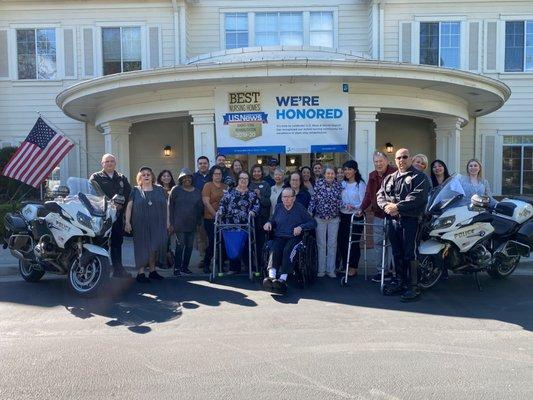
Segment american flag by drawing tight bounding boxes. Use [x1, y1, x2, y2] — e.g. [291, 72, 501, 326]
[2, 117, 74, 188]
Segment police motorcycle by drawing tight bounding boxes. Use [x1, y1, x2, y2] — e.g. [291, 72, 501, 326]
[2, 177, 124, 297]
[417, 176, 533, 290]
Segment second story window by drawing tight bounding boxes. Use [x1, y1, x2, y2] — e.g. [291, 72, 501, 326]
[16, 28, 56, 79]
[225, 13, 248, 49]
[255, 12, 303, 46]
[420, 21, 460, 68]
[102, 27, 141, 75]
[504, 21, 533, 72]
[310, 11, 334, 47]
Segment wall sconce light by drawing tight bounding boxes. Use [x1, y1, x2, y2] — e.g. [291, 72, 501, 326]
[163, 145, 172, 157]
[290, 157, 296, 165]
[385, 142, 394, 154]
[257, 158, 263, 165]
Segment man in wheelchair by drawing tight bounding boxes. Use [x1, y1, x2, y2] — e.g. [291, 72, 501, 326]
[262, 188, 317, 293]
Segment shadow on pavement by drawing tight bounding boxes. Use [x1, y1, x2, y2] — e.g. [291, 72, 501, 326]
[1, 271, 532, 332]
[0, 276, 258, 334]
[270, 272, 533, 331]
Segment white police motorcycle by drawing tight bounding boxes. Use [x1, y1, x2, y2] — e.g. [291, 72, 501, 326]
[3, 178, 122, 297]
[418, 177, 533, 290]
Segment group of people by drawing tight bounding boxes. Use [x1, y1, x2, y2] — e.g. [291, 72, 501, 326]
[89, 148, 492, 301]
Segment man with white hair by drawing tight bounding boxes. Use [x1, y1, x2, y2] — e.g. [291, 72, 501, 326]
[89, 153, 132, 278]
[262, 187, 316, 294]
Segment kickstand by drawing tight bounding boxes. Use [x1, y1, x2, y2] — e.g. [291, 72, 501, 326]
[474, 272, 483, 292]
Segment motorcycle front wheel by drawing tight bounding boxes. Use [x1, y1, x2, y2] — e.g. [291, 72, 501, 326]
[487, 255, 520, 279]
[19, 260, 45, 282]
[67, 252, 110, 297]
[418, 255, 443, 290]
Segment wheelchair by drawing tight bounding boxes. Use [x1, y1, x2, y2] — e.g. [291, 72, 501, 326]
[261, 229, 318, 289]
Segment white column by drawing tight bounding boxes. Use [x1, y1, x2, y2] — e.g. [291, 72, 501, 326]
[189, 110, 216, 165]
[100, 121, 131, 178]
[352, 108, 380, 180]
[433, 116, 464, 175]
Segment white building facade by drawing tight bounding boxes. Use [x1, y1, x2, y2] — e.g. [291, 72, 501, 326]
[0, 0, 531, 195]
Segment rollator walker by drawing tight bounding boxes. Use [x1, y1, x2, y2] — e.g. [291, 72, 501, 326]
[340, 214, 395, 294]
[209, 211, 259, 282]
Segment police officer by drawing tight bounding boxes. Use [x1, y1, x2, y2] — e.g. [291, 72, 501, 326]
[377, 148, 430, 302]
[89, 153, 132, 278]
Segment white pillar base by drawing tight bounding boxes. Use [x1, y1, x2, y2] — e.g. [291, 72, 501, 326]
[190, 110, 216, 165]
[352, 108, 380, 180]
[100, 121, 132, 179]
[434, 116, 464, 175]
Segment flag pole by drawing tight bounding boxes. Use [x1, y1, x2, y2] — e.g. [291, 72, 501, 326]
[36, 111, 101, 167]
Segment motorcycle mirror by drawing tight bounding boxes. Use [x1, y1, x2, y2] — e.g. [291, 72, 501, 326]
[52, 185, 70, 198]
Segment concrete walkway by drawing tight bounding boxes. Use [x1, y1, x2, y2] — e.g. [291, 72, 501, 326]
[1, 237, 532, 277]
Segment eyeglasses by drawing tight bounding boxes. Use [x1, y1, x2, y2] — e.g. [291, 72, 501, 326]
[213, 172, 222, 175]
[239, 177, 249, 181]
[395, 155, 409, 160]
[281, 195, 294, 198]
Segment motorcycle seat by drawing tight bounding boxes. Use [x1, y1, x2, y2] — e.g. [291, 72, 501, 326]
[491, 215, 519, 236]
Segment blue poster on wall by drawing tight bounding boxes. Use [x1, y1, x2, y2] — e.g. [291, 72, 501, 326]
[215, 83, 348, 154]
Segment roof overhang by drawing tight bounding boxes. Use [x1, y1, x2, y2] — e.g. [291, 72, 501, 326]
[57, 55, 510, 127]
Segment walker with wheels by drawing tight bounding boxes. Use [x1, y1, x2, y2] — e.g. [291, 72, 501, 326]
[209, 211, 259, 282]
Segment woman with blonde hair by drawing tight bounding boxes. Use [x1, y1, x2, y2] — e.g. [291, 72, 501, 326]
[412, 154, 429, 171]
[458, 158, 493, 205]
[125, 166, 168, 283]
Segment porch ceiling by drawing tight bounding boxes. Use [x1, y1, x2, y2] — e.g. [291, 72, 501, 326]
[56, 58, 510, 126]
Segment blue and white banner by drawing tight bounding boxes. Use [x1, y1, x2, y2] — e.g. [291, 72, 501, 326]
[215, 83, 348, 154]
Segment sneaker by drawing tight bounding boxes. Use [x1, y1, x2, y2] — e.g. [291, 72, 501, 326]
[400, 287, 421, 302]
[317, 272, 325, 278]
[272, 279, 287, 294]
[180, 267, 193, 275]
[371, 272, 393, 283]
[262, 277, 274, 292]
[327, 271, 337, 278]
[383, 279, 405, 296]
[136, 273, 150, 283]
[113, 266, 132, 279]
[149, 271, 164, 281]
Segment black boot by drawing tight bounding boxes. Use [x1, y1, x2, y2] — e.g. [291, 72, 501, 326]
[401, 260, 421, 302]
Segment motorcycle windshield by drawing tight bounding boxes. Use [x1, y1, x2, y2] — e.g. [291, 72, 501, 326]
[66, 177, 107, 216]
[67, 177, 99, 196]
[428, 175, 465, 214]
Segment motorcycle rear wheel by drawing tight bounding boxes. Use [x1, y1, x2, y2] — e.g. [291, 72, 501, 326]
[487, 255, 520, 279]
[19, 260, 45, 282]
[418, 255, 443, 290]
[67, 252, 110, 297]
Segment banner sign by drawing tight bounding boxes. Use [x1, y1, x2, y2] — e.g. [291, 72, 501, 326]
[215, 83, 348, 154]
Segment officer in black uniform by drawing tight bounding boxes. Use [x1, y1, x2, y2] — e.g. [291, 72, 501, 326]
[89, 153, 132, 278]
[377, 147, 430, 302]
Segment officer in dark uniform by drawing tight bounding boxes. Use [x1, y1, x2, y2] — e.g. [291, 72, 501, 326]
[377, 148, 430, 302]
[89, 153, 132, 278]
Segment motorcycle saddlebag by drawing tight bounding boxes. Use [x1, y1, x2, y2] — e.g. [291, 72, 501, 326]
[4, 213, 30, 235]
[516, 220, 533, 247]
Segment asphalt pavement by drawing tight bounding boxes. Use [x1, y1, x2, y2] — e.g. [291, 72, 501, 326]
[1, 267, 532, 400]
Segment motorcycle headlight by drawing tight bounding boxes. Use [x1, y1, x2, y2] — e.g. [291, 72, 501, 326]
[91, 217, 103, 234]
[76, 211, 93, 230]
[431, 215, 456, 230]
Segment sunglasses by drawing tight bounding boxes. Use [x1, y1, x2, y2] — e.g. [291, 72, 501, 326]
[395, 155, 409, 160]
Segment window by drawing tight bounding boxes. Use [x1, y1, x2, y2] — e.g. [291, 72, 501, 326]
[310, 12, 334, 47]
[102, 27, 141, 75]
[419, 21, 460, 68]
[256, 12, 303, 46]
[504, 21, 533, 72]
[16, 28, 56, 79]
[225, 13, 248, 49]
[223, 11, 334, 50]
[502, 135, 533, 195]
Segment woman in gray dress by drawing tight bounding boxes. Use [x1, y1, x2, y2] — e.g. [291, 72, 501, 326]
[125, 166, 168, 283]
